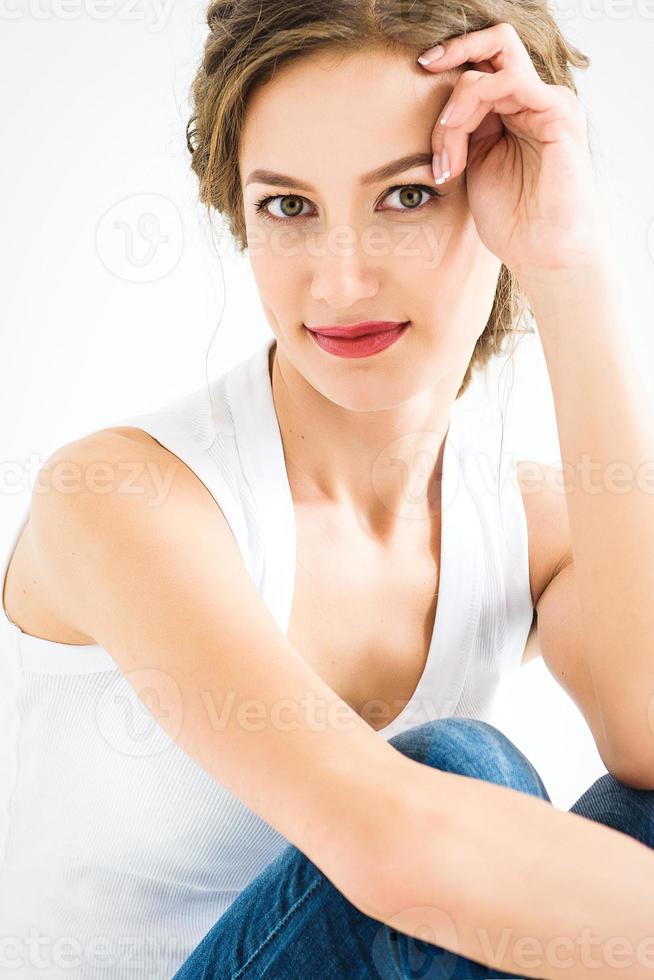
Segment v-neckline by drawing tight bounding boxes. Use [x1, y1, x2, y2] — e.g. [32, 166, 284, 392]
[226, 337, 483, 738]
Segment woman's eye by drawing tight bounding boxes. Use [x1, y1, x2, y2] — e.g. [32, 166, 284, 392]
[380, 185, 438, 212]
[253, 184, 442, 222]
[254, 195, 313, 221]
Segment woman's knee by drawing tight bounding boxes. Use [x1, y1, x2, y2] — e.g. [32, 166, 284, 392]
[569, 771, 654, 849]
[388, 717, 551, 802]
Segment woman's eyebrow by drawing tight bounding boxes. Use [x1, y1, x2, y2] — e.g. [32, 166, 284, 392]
[245, 152, 434, 192]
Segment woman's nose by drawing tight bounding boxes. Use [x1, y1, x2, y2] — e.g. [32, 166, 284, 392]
[309, 249, 380, 308]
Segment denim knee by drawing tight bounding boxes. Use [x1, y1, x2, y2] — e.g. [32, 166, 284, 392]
[388, 717, 551, 802]
[570, 771, 654, 849]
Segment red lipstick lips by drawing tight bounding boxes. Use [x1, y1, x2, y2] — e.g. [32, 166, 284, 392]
[306, 320, 408, 339]
[305, 321, 410, 359]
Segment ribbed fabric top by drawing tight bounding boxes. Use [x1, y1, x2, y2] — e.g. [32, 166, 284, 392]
[0, 336, 534, 978]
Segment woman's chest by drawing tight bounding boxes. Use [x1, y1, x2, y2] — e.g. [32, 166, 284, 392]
[284, 505, 442, 732]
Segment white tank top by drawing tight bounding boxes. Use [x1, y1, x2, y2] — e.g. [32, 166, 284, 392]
[0, 336, 533, 978]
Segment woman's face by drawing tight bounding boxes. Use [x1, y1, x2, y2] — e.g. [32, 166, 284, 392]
[239, 45, 502, 412]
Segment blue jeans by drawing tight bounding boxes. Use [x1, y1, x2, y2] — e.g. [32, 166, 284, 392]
[172, 718, 654, 979]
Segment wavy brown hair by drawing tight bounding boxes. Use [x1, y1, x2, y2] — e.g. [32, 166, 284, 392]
[186, 0, 590, 398]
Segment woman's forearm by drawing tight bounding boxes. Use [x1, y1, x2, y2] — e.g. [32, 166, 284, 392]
[372, 758, 654, 979]
[519, 254, 654, 779]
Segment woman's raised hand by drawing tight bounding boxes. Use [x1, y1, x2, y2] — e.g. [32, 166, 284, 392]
[418, 23, 604, 278]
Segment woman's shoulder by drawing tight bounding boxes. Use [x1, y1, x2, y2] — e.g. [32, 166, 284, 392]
[14, 417, 255, 652]
[3, 427, 210, 646]
[100, 425, 164, 448]
[86, 423, 196, 468]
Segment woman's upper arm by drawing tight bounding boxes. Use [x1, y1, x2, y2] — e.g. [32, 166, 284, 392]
[27, 430, 403, 916]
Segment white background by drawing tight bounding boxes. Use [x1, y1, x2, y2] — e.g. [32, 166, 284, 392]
[1, 0, 653, 809]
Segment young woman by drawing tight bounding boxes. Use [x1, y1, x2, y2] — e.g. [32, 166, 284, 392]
[2, 2, 654, 978]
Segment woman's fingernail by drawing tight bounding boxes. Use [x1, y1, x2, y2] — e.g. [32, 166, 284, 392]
[439, 100, 455, 126]
[433, 148, 451, 185]
[441, 147, 451, 180]
[418, 44, 445, 65]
